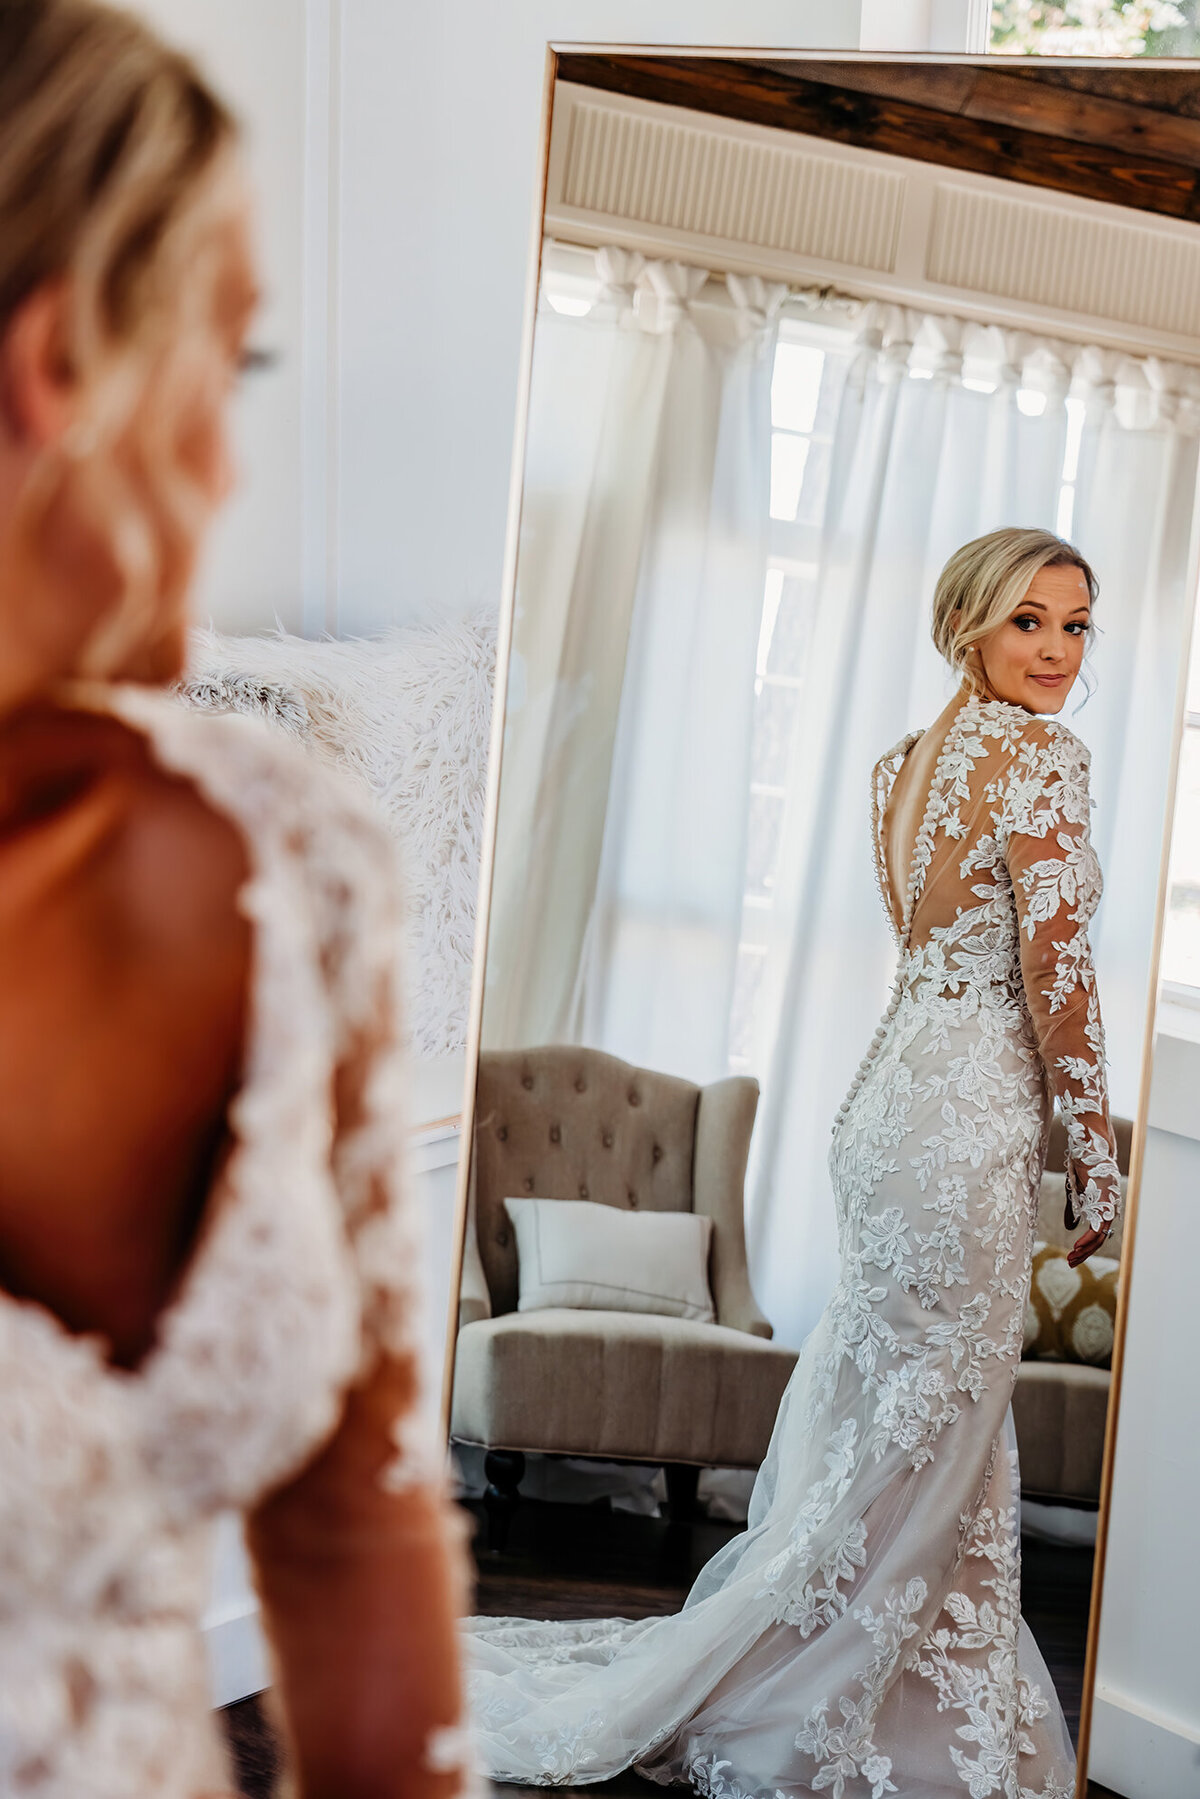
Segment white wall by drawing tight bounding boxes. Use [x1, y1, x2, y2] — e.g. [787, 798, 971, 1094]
[333, 1, 868, 637]
[1089, 1037, 1200, 1798]
[134, 1, 310, 635]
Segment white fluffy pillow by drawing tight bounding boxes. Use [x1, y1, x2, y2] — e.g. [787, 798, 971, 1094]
[179, 619, 496, 1060]
[503, 1198, 715, 1323]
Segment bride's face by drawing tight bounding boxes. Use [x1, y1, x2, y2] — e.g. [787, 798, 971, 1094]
[975, 563, 1091, 714]
[0, 163, 259, 699]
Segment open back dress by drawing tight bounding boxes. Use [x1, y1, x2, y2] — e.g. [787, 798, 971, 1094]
[0, 687, 475, 1799]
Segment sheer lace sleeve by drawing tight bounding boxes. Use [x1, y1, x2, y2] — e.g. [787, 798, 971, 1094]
[245, 804, 479, 1799]
[999, 723, 1121, 1233]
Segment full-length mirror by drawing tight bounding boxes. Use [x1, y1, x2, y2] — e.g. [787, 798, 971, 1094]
[448, 54, 1200, 1799]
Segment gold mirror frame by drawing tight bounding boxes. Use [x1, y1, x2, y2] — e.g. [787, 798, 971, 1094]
[440, 49, 1200, 1798]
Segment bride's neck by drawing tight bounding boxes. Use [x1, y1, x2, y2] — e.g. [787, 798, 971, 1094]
[954, 676, 1040, 716]
[928, 685, 978, 738]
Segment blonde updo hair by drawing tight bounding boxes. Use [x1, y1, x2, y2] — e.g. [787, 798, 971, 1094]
[932, 527, 1098, 696]
[0, 0, 240, 673]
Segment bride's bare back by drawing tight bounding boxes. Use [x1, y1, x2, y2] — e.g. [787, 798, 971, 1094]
[0, 702, 251, 1369]
[880, 691, 969, 939]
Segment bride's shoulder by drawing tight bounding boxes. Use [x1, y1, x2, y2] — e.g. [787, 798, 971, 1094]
[974, 700, 1090, 775]
[873, 727, 924, 776]
[104, 683, 404, 1027]
[110, 679, 382, 817]
[97, 684, 400, 920]
[973, 707, 1093, 847]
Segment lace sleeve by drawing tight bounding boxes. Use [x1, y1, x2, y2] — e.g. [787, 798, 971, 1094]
[1000, 725, 1122, 1233]
[324, 814, 439, 1477]
[245, 806, 480, 1799]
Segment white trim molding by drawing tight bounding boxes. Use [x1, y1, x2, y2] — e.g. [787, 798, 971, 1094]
[203, 1513, 268, 1709]
[411, 1118, 464, 1176]
[300, 0, 342, 638]
[545, 81, 1200, 365]
[1148, 1020, 1200, 1139]
[928, 182, 1200, 344]
[1091, 1676, 1200, 1797]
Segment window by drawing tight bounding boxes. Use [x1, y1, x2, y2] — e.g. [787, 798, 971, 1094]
[990, 2, 1196, 59]
[727, 327, 1104, 1074]
[728, 321, 846, 1072]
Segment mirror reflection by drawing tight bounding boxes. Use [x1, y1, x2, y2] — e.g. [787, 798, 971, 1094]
[450, 56, 1200, 1799]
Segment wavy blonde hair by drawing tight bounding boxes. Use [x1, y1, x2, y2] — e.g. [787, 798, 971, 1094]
[0, 0, 239, 674]
[931, 527, 1098, 696]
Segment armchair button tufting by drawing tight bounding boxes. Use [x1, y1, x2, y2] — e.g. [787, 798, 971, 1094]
[602, 1132, 614, 1148]
[578, 1184, 589, 1199]
[497, 1126, 508, 1141]
[496, 1229, 509, 1247]
[524, 1176, 535, 1191]
[628, 1090, 640, 1106]
[652, 1144, 663, 1162]
[550, 1125, 561, 1144]
[575, 1078, 587, 1093]
[628, 1191, 638, 1207]
[522, 1075, 534, 1090]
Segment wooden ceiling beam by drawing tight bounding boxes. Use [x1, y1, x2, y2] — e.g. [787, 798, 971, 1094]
[764, 60, 1200, 167]
[962, 69, 1200, 166]
[750, 60, 979, 115]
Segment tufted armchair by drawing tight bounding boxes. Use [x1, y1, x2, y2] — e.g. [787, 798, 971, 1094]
[450, 1046, 798, 1547]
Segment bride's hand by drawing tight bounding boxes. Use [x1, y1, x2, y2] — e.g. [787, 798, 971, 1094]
[1067, 1223, 1112, 1268]
[1063, 1160, 1114, 1266]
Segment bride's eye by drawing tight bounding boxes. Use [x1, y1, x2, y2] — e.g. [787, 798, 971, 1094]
[1065, 619, 1090, 635]
[1012, 615, 1039, 631]
[238, 346, 278, 378]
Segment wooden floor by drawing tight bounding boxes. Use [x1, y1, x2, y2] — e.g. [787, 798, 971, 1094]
[220, 1496, 1122, 1798]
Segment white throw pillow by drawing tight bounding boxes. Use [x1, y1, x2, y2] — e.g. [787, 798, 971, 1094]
[503, 1197, 715, 1323]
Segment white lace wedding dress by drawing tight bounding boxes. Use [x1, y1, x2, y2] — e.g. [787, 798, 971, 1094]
[464, 694, 1122, 1799]
[0, 687, 469, 1798]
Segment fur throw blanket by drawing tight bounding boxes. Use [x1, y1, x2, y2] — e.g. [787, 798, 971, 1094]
[178, 617, 496, 1060]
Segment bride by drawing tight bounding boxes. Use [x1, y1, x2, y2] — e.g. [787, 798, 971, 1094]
[0, 5, 474, 1793]
[465, 525, 1122, 1799]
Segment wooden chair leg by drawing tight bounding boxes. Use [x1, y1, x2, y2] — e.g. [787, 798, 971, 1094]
[664, 1463, 700, 1524]
[483, 1449, 525, 1553]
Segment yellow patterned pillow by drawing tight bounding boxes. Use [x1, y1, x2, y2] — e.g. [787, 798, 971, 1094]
[1022, 1241, 1119, 1368]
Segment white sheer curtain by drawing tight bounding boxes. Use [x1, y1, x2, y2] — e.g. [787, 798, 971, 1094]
[746, 306, 1200, 1348]
[1065, 350, 1200, 1109]
[482, 248, 677, 1050]
[483, 251, 785, 1066]
[570, 277, 786, 1081]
